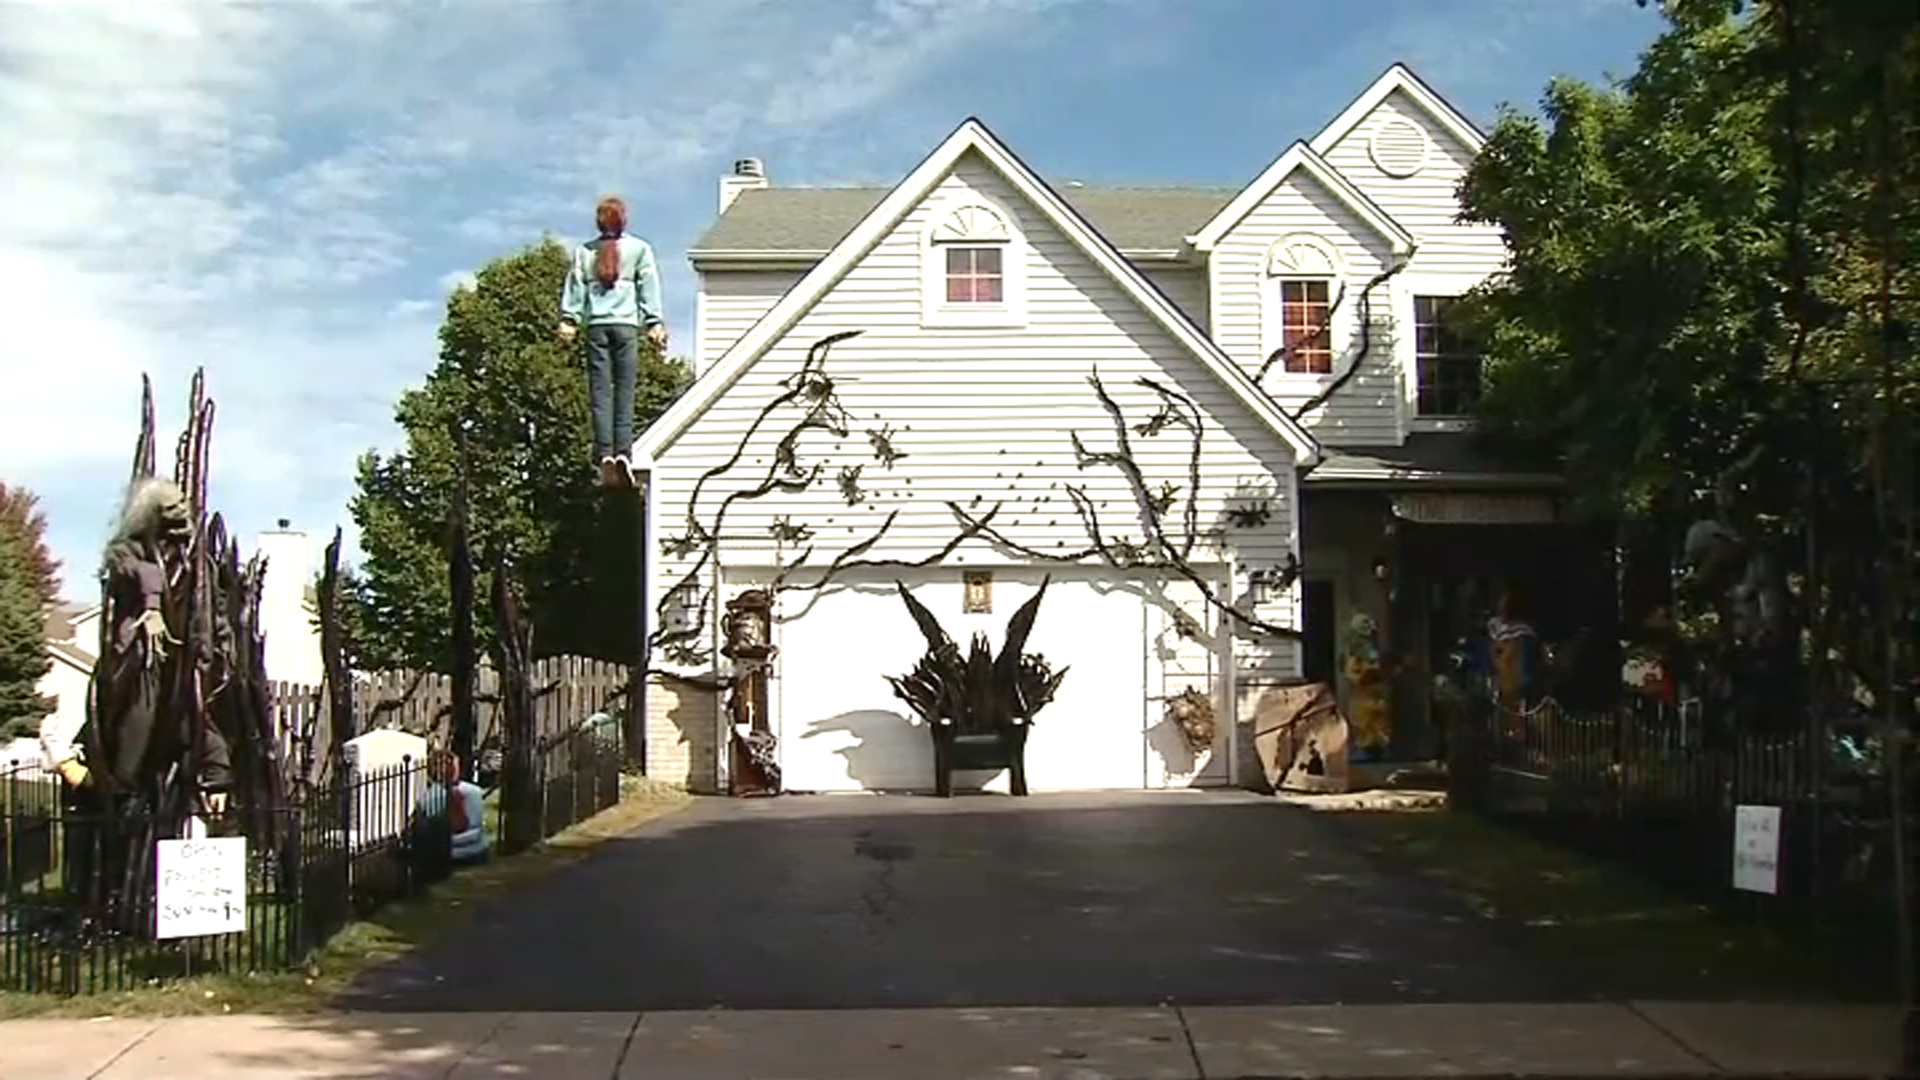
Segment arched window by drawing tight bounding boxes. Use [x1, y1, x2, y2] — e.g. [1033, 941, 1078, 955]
[1264, 235, 1344, 377]
[923, 199, 1026, 328]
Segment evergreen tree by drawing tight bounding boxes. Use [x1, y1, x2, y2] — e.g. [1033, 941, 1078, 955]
[0, 483, 62, 740]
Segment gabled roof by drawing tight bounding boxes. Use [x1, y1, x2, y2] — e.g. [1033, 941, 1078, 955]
[689, 185, 1240, 259]
[47, 639, 94, 672]
[637, 118, 1322, 468]
[1185, 141, 1417, 256]
[1308, 62, 1486, 158]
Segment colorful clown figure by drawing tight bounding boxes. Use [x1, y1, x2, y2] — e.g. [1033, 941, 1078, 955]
[1487, 592, 1541, 706]
[1342, 612, 1392, 760]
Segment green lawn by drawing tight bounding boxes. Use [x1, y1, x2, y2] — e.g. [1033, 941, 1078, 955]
[0, 776, 691, 1019]
[1327, 800, 1890, 1003]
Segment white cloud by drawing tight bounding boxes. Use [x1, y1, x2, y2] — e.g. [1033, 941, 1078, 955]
[1, 0, 1086, 597]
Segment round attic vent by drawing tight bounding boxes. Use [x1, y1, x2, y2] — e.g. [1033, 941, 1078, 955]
[1367, 117, 1429, 178]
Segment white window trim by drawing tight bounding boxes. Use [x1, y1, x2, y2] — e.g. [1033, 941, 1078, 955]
[1397, 275, 1486, 431]
[921, 197, 1027, 329]
[1261, 233, 1347, 390]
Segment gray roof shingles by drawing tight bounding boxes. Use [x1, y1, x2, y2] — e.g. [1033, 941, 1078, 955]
[691, 184, 1241, 255]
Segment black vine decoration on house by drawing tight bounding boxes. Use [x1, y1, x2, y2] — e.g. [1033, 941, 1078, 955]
[649, 331, 1014, 676]
[1226, 501, 1271, 529]
[1254, 263, 1406, 420]
[958, 368, 1305, 641]
[867, 424, 907, 468]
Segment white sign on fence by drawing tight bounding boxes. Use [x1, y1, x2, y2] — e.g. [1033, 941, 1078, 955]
[155, 836, 248, 940]
[1732, 804, 1782, 895]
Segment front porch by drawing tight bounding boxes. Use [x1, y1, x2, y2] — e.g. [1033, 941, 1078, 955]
[1299, 437, 1615, 766]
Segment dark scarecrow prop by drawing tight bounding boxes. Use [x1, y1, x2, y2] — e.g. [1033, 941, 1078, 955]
[42, 372, 294, 934]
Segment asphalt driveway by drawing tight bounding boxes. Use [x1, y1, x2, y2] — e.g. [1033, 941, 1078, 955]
[341, 791, 1569, 1012]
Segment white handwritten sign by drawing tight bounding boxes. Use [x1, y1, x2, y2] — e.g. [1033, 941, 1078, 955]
[154, 836, 248, 940]
[1733, 804, 1781, 895]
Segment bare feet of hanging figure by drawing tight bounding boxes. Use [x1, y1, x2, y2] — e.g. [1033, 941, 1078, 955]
[557, 195, 668, 488]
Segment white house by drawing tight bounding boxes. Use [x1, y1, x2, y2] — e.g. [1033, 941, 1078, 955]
[636, 65, 1590, 796]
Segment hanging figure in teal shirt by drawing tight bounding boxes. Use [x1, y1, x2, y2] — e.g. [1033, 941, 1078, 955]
[557, 195, 667, 487]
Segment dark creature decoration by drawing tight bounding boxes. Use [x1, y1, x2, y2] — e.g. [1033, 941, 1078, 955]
[1681, 491, 1798, 734]
[837, 463, 867, 506]
[866, 425, 907, 468]
[42, 371, 294, 936]
[886, 576, 1068, 797]
[1163, 687, 1218, 754]
[768, 516, 814, 545]
[1225, 501, 1272, 529]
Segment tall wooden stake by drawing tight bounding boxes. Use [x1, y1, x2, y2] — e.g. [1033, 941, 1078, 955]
[449, 424, 478, 779]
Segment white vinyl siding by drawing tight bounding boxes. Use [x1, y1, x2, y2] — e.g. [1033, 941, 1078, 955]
[694, 269, 804, 374]
[1317, 89, 1507, 281]
[653, 152, 1301, 687]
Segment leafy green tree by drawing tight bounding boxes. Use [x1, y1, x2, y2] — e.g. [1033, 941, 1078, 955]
[1457, 0, 1918, 697]
[345, 238, 690, 670]
[0, 483, 61, 740]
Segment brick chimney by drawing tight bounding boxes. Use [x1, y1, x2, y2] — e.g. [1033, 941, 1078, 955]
[718, 157, 768, 214]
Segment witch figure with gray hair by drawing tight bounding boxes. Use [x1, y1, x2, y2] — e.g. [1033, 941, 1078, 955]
[38, 374, 280, 937]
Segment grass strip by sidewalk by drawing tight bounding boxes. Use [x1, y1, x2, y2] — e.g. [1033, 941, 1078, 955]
[1307, 794, 1886, 1003]
[0, 776, 691, 1020]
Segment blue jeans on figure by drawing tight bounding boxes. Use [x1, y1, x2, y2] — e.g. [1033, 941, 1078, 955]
[585, 323, 637, 471]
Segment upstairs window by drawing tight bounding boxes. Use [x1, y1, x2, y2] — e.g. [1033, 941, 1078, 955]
[923, 200, 1025, 328]
[944, 246, 1003, 303]
[1264, 235, 1343, 378]
[1277, 279, 1333, 374]
[1413, 295, 1483, 416]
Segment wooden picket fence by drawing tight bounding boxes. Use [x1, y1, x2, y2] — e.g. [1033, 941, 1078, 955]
[267, 656, 631, 781]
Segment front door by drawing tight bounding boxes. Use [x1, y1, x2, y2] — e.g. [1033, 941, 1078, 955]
[1301, 578, 1337, 686]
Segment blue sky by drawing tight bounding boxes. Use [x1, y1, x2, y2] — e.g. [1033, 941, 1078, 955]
[0, 0, 1664, 601]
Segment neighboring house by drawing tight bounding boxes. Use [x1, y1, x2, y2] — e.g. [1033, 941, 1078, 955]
[637, 64, 1594, 796]
[29, 522, 325, 766]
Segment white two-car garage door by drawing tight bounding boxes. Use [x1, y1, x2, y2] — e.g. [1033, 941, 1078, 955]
[760, 565, 1227, 793]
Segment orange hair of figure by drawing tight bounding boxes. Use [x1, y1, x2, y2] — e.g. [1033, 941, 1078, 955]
[594, 196, 627, 286]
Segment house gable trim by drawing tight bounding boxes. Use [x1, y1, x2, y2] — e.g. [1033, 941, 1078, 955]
[638, 118, 1322, 468]
[1307, 63, 1487, 159]
[1184, 142, 1416, 257]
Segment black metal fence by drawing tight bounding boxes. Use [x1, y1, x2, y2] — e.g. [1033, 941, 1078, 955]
[494, 714, 625, 857]
[1449, 695, 1898, 941]
[1, 722, 626, 996]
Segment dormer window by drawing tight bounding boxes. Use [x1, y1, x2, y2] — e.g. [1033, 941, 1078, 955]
[944, 246, 1003, 303]
[1277, 280, 1332, 374]
[923, 199, 1026, 328]
[1263, 235, 1344, 379]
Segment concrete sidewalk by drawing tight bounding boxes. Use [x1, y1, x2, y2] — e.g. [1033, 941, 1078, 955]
[0, 1002, 1899, 1079]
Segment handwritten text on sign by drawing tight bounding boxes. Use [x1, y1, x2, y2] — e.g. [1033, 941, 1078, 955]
[1732, 804, 1781, 895]
[155, 836, 248, 940]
